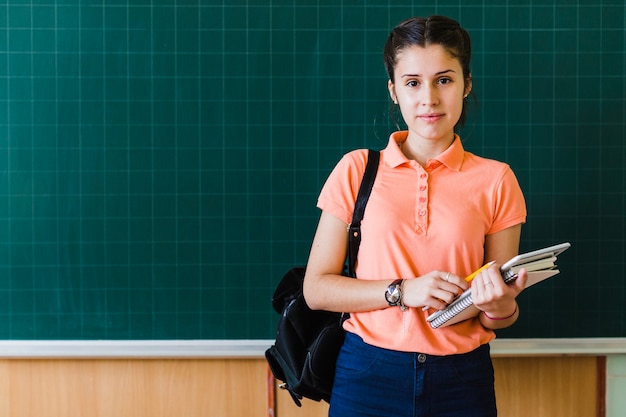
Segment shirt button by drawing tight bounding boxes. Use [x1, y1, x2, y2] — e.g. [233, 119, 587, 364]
[419, 185, 427, 191]
[420, 173, 427, 179]
[417, 353, 427, 363]
[418, 209, 426, 216]
[418, 197, 426, 203]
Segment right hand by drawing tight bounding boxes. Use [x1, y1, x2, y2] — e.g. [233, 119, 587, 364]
[401, 270, 468, 310]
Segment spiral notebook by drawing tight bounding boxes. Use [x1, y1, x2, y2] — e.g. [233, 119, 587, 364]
[426, 242, 571, 329]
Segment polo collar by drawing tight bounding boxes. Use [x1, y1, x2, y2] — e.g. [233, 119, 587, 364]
[385, 131, 464, 171]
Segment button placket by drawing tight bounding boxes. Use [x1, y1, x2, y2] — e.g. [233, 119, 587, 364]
[416, 170, 429, 233]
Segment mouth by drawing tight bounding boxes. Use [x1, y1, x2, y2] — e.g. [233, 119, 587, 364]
[419, 113, 444, 123]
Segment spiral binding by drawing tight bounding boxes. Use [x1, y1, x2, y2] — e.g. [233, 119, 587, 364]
[429, 291, 474, 329]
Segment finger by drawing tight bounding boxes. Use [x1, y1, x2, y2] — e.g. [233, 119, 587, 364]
[480, 267, 505, 290]
[426, 298, 449, 311]
[435, 281, 466, 300]
[433, 286, 462, 305]
[482, 275, 494, 289]
[471, 274, 489, 297]
[440, 272, 469, 291]
[513, 268, 528, 289]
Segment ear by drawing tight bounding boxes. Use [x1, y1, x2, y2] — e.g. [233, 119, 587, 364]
[388, 79, 398, 104]
[464, 75, 473, 98]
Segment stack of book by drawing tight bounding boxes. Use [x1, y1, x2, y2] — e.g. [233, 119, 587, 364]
[427, 242, 571, 329]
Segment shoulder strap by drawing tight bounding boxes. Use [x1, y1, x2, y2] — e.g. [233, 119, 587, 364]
[347, 149, 380, 278]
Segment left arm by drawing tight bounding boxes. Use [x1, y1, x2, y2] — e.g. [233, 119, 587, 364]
[473, 224, 528, 330]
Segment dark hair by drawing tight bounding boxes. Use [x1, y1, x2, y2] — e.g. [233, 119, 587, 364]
[384, 16, 473, 128]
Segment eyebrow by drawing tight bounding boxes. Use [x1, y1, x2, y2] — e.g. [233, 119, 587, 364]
[401, 69, 457, 78]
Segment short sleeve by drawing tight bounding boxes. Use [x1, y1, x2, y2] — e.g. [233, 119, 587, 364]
[317, 149, 369, 225]
[488, 166, 527, 234]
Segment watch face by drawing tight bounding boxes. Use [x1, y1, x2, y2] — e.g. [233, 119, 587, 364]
[386, 285, 401, 305]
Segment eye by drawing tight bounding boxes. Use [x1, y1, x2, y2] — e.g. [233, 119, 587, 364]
[437, 77, 453, 85]
[406, 80, 419, 87]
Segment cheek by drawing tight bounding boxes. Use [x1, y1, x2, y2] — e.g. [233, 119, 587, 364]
[397, 91, 420, 109]
[397, 102, 415, 123]
[448, 95, 465, 117]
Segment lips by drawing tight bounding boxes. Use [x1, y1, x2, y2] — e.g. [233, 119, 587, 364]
[419, 113, 444, 122]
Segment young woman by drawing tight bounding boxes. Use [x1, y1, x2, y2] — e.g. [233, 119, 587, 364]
[303, 16, 528, 416]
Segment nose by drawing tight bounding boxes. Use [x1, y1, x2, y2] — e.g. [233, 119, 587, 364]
[420, 84, 438, 106]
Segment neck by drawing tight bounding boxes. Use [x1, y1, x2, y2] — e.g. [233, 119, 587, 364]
[400, 133, 456, 165]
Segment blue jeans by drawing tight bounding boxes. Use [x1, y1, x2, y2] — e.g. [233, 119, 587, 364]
[329, 332, 497, 417]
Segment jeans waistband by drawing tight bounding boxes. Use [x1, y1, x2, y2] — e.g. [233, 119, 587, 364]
[343, 331, 490, 366]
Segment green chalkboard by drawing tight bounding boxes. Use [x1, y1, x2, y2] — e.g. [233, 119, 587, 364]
[1, 1, 624, 340]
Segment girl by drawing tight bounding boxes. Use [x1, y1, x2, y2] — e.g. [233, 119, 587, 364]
[303, 16, 528, 417]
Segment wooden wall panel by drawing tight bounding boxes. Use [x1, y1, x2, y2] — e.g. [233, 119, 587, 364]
[0, 359, 266, 417]
[0, 356, 600, 417]
[493, 356, 600, 417]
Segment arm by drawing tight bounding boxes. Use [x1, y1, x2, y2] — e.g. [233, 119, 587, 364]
[472, 224, 527, 329]
[302, 211, 392, 312]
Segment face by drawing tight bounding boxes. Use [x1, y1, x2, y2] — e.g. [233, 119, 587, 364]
[388, 44, 471, 144]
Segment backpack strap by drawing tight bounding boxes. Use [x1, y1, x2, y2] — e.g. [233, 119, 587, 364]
[347, 149, 380, 278]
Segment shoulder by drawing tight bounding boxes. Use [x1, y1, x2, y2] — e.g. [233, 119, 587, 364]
[338, 149, 370, 170]
[328, 149, 372, 185]
[462, 151, 515, 179]
[317, 149, 372, 225]
[463, 150, 510, 169]
[460, 151, 524, 200]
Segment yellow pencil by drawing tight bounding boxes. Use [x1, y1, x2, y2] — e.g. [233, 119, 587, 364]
[464, 260, 496, 283]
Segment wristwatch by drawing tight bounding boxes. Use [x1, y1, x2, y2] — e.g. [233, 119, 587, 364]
[385, 279, 404, 307]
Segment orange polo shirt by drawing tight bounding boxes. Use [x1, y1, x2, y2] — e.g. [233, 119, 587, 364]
[317, 131, 527, 355]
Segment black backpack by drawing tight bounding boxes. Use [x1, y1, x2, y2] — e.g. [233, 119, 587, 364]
[265, 150, 380, 406]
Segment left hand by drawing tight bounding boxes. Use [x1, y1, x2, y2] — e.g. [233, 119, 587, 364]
[471, 263, 527, 318]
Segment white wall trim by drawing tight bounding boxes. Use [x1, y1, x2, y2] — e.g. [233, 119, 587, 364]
[490, 338, 626, 356]
[0, 338, 625, 358]
[0, 340, 272, 359]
